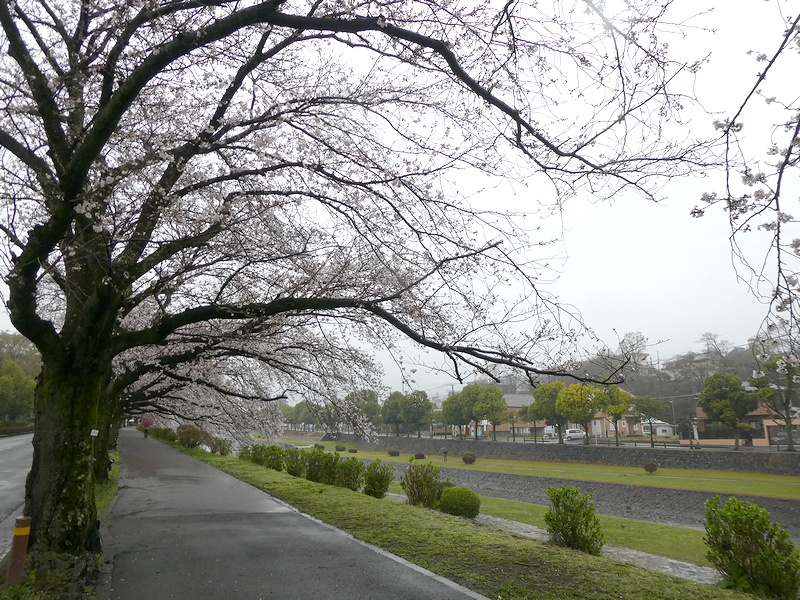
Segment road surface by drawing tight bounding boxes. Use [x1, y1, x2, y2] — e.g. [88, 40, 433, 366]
[0, 433, 32, 561]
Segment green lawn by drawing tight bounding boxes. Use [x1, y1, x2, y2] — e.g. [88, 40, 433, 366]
[285, 440, 800, 500]
[185, 448, 751, 600]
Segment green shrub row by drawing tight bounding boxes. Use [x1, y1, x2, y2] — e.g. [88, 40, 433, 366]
[148, 427, 178, 442]
[400, 459, 481, 519]
[146, 425, 233, 456]
[238, 445, 391, 498]
[386, 448, 477, 465]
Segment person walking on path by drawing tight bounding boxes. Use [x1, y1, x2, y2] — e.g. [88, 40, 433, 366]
[98, 429, 486, 600]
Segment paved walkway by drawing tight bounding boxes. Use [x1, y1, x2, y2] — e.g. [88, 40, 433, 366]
[98, 429, 487, 600]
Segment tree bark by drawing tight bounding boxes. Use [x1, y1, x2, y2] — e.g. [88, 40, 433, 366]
[25, 362, 103, 552]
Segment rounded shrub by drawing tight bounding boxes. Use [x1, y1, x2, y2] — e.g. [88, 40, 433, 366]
[364, 460, 394, 499]
[335, 444, 346, 452]
[461, 451, 477, 464]
[387, 448, 400, 457]
[436, 480, 457, 505]
[643, 460, 658, 473]
[313, 443, 325, 450]
[439, 486, 481, 519]
[414, 452, 426, 460]
[347, 448, 358, 453]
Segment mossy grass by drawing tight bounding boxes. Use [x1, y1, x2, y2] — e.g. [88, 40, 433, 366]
[182, 447, 751, 600]
[96, 449, 120, 515]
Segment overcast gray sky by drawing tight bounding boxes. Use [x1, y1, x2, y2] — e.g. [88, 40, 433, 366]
[381, 0, 794, 396]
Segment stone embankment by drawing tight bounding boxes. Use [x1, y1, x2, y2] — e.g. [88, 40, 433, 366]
[366, 435, 800, 475]
[364, 436, 800, 539]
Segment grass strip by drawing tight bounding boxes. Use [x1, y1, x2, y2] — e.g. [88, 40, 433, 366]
[183, 447, 750, 600]
[384, 481, 712, 566]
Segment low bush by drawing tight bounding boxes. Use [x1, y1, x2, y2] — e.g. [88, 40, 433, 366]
[335, 457, 366, 491]
[238, 445, 253, 461]
[544, 485, 604, 555]
[314, 443, 325, 450]
[335, 444, 346, 451]
[364, 460, 394, 499]
[401, 462, 440, 509]
[414, 452, 426, 460]
[704, 495, 800, 599]
[149, 427, 178, 442]
[439, 486, 481, 519]
[387, 448, 400, 457]
[210, 437, 233, 456]
[643, 461, 658, 474]
[461, 451, 477, 465]
[176, 424, 210, 448]
[305, 448, 339, 484]
[436, 480, 457, 505]
[253, 445, 285, 471]
[283, 447, 305, 477]
[347, 448, 358, 453]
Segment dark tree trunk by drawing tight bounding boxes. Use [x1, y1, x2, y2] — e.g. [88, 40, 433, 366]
[25, 362, 104, 553]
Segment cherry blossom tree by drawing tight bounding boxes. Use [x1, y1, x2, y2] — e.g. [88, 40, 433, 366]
[692, 5, 800, 342]
[0, 0, 712, 554]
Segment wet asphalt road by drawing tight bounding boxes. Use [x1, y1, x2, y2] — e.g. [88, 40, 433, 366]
[101, 429, 486, 600]
[0, 433, 31, 561]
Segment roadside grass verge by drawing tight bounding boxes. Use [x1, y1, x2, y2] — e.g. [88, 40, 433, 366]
[96, 449, 120, 515]
[183, 447, 750, 600]
[384, 481, 711, 566]
[280, 441, 800, 500]
[480, 494, 709, 566]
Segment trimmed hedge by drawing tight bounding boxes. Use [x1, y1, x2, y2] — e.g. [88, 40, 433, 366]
[439, 486, 481, 518]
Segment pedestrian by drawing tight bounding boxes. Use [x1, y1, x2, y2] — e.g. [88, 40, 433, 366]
[442, 449, 448, 461]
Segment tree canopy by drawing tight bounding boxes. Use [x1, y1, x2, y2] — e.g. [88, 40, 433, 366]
[699, 373, 759, 450]
[0, 0, 717, 554]
[527, 381, 568, 443]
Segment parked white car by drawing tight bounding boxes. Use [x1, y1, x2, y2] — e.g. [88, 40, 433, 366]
[564, 429, 586, 441]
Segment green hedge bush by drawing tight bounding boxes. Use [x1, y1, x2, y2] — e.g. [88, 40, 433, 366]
[364, 461, 394, 499]
[387, 448, 400, 457]
[401, 462, 440, 509]
[335, 457, 365, 491]
[705, 495, 800, 599]
[210, 437, 232, 456]
[544, 485, 604, 555]
[149, 427, 178, 442]
[461, 451, 476, 464]
[439, 486, 480, 518]
[304, 448, 339, 484]
[284, 447, 305, 477]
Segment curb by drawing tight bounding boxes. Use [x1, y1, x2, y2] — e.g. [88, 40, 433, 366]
[93, 490, 122, 600]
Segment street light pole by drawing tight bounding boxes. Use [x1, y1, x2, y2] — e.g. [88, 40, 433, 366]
[669, 400, 677, 438]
